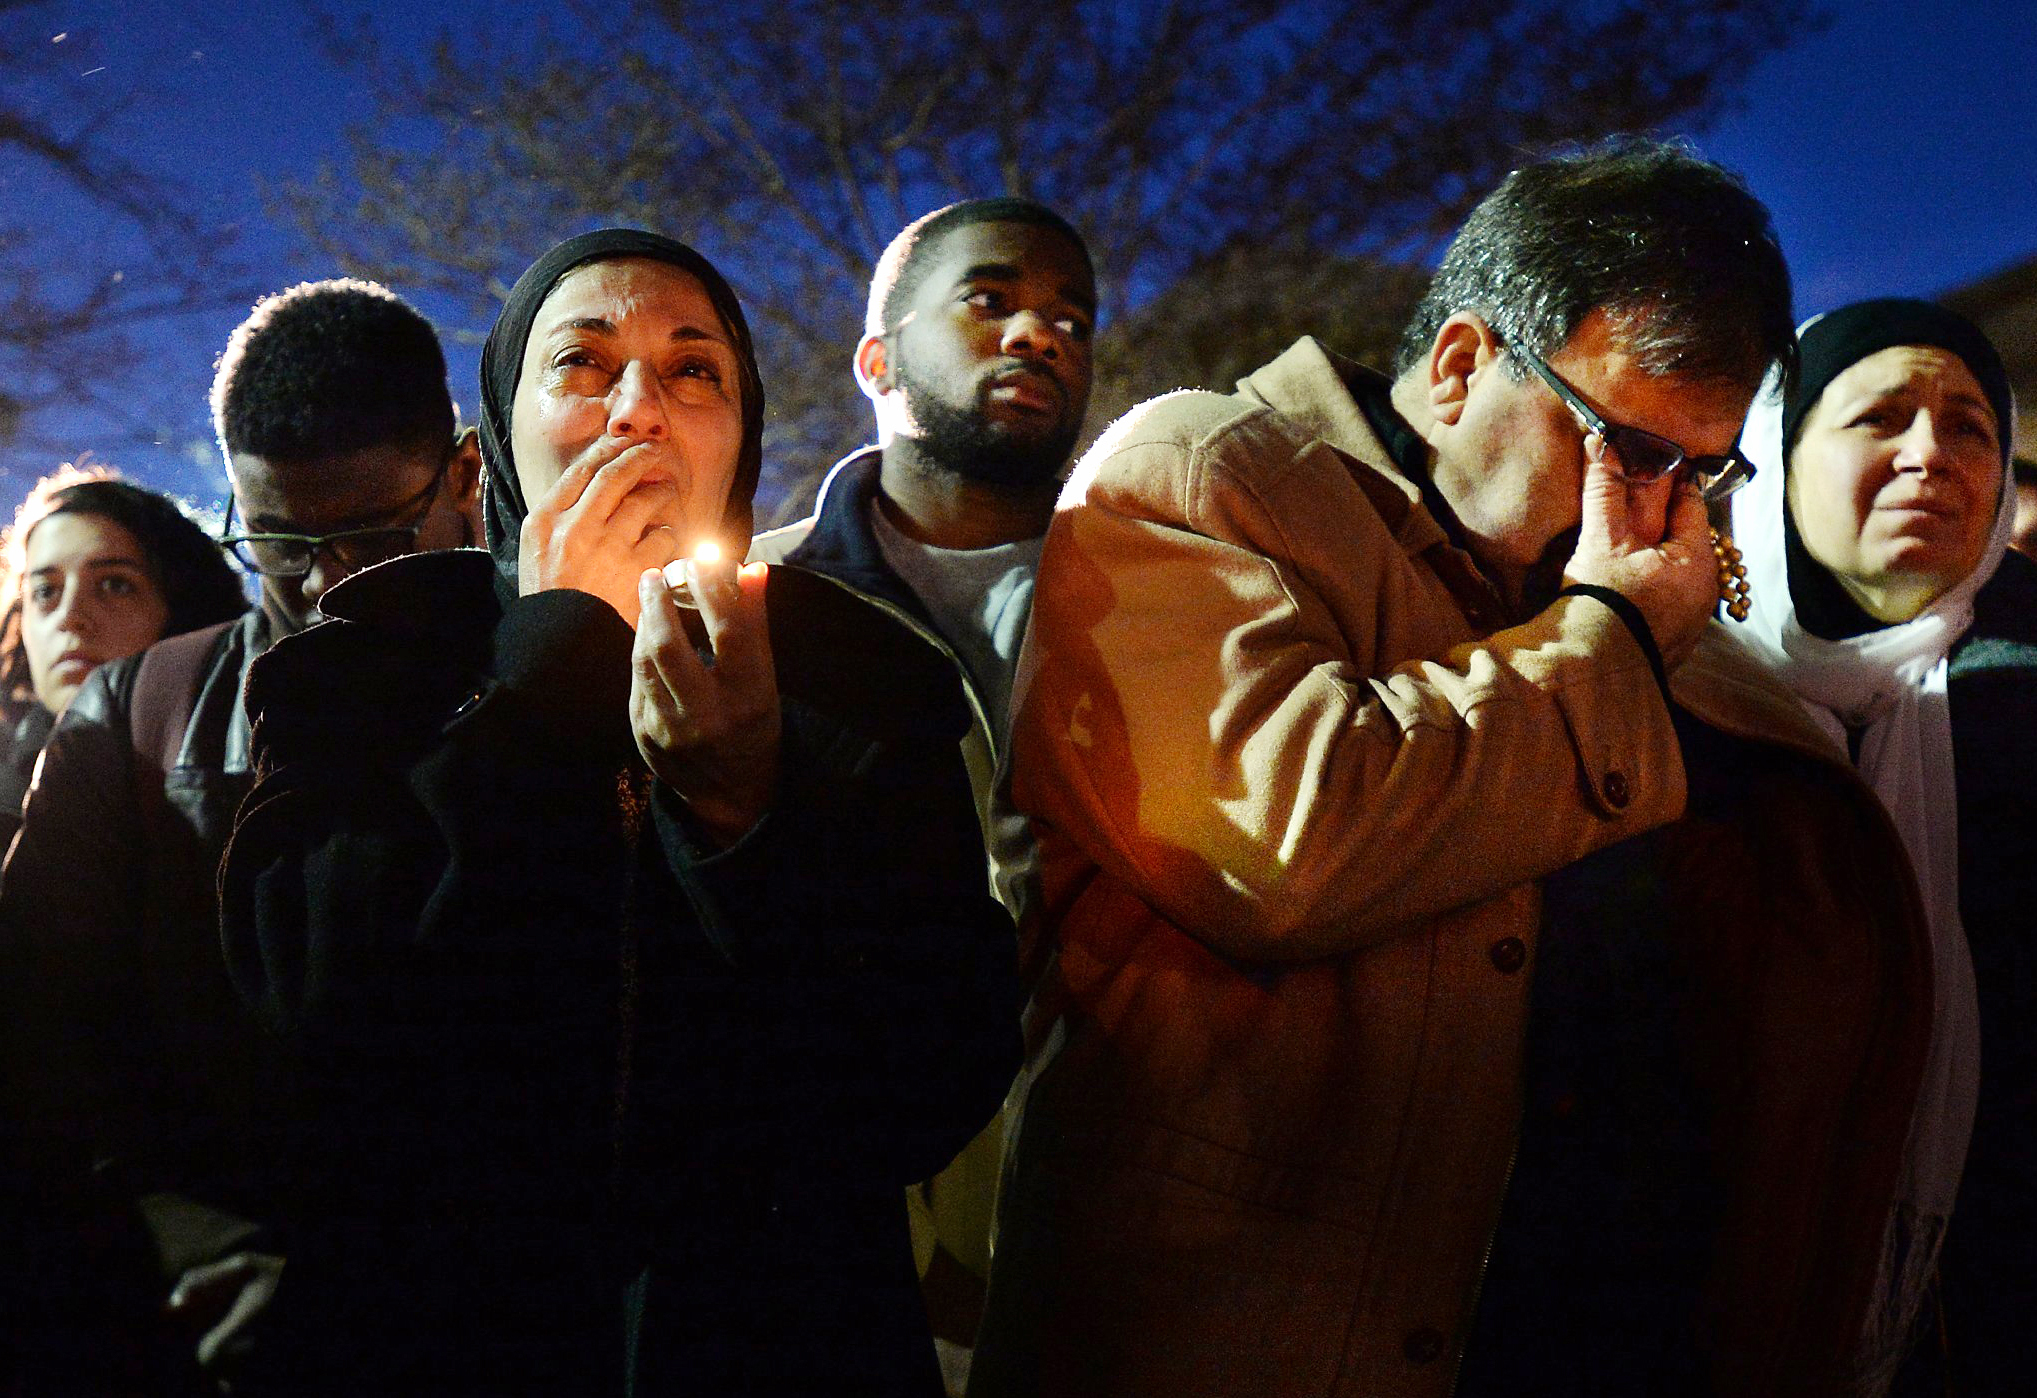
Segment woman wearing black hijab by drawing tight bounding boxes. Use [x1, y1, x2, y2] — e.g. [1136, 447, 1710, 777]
[1730, 299, 2035, 1390]
[219, 231, 1020, 1396]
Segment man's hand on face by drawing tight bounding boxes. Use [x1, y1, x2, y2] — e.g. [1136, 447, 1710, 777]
[519, 438, 683, 626]
[1562, 435, 1718, 669]
[631, 553, 781, 848]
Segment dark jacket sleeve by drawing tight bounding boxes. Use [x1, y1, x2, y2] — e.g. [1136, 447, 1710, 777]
[0, 676, 213, 1387]
[2, 658, 272, 1286]
[221, 581, 631, 1247]
[0, 662, 151, 1175]
[656, 692, 1023, 1189]
[223, 583, 557, 1055]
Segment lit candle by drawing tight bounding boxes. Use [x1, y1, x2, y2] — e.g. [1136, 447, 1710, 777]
[661, 541, 727, 598]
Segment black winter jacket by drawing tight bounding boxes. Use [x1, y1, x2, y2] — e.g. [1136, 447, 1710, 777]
[1936, 548, 2037, 1391]
[0, 610, 274, 1394]
[2, 608, 274, 1214]
[217, 550, 1021, 1397]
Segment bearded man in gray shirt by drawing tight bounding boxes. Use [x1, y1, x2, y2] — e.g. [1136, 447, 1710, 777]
[755, 197, 1094, 739]
[750, 196, 1096, 1394]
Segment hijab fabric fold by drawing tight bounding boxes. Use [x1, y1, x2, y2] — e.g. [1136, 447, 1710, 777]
[476, 228, 766, 594]
[1730, 303, 2016, 1370]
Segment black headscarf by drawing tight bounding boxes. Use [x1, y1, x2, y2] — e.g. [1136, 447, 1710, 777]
[1782, 298, 2013, 461]
[477, 229, 766, 591]
[1780, 298, 2015, 638]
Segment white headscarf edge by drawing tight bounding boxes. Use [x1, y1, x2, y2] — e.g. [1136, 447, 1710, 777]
[1725, 318, 2016, 1353]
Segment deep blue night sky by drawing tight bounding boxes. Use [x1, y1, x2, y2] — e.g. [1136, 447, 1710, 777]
[6, 0, 2036, 507]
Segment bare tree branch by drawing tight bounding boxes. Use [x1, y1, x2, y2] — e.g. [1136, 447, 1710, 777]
[1, 5, 255, 482]
[275, 0, 1807, 520]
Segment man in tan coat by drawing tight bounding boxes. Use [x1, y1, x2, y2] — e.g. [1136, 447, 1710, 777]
[970, 142, 1932, 1396]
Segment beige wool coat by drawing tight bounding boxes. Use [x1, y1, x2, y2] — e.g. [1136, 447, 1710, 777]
[969, 339, 1930, 1398]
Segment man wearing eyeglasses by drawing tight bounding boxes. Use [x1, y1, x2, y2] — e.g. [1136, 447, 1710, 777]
[1, 279, 477, 1390]
[971, 141, 1935, 1397]
[213, 303, 481, 636]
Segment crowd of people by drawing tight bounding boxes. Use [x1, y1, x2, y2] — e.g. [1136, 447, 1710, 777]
[0, 137, 2031, 1397]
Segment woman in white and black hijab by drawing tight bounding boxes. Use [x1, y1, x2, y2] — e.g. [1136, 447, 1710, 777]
[1731, 297, 2034, 1393]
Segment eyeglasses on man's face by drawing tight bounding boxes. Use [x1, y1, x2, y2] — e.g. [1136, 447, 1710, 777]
[1506, 339, 1756, 503]
[218, 455, 451, 579]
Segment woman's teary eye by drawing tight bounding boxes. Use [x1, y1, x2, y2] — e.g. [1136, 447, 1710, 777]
[27, 580, 58, 607]
[99, 574, 140, 599]
[549, 349, 610, 386]
[1948, 413, 1995, 443]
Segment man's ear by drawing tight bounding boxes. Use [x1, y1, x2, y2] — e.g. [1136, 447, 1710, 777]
[448, 427, 484, 505]
[1427, 312, 1503, 427]
[447, 427, 485, 544]
[853, 334, 894, 401]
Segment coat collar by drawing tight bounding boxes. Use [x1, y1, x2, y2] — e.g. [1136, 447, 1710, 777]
[313, 547, 503, 642]
[1237, 337, 1451, 559]
[781, 446, 932, 622]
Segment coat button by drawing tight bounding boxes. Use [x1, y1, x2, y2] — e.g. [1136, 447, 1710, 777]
[1489, 937, 1526, 973]
[1602, 770, 1631, 809]
[1403, 1326, 1446, 1364]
